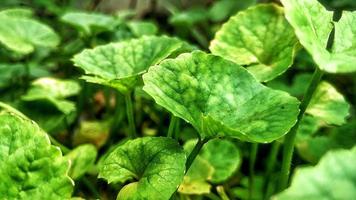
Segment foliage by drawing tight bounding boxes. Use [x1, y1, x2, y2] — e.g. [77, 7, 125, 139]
[0, 0, 355, 199]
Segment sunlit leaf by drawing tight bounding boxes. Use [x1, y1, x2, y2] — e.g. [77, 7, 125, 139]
[210, 4, 299, 82]
[143, 51, 300, 142]
[0, 102, 73, 199]
[73, 35, 193, 93]
[0, 15, 59, 54]
[99, 137, 186, 200]
[281, 0, 356, 73]
[60, 11, 117, 36]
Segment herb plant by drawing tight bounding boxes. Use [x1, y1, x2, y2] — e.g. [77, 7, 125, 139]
[0, 0, 355, 199]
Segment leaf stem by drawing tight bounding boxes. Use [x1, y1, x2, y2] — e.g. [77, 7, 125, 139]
[185, 138, 209, 171]
[278, 66, 323, 191]
[167, 115, 178, 138]
[125, 92, 136, 138]
[248, 143, 258, 200]
[263, 141, 281, 200]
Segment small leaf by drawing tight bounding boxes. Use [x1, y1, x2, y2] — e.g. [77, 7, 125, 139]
[200, 139, 241, 183]
[60, 11, 117, 36]
[0, 102, 73, 199]
[0, 15, 59, 54]
[274, 146, 356, 199]
[99, 137, 186, 200]
[307, 81, 350, 125]
[210, 4, 299, 82]
[73, 35, 193, 93]
[128, 21, 158, 37]
[209, 0, 256, 22]
[143, 51, 300, 143]
[281, 0, 356, 73]
[65, 144, 97, 180]
[169, 7, 209, 27]
[22, 77, 81, 114]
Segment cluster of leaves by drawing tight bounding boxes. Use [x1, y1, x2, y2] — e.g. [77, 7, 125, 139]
[0, 0, 355, 199]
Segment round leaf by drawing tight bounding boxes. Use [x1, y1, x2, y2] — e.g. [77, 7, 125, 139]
[72, 35, 193, 93]
[60, 11, 117, 36]
[0, 16, 59, 54]
[99, 137, 186, 200]
[210, 4, 298, 82]
[274, 146, 356, 199]
[200, 139, 241, 183]
[0, 103, 73, 199]
[143, 51, 300, 143]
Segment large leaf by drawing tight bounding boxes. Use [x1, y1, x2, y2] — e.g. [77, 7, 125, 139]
[143, 51, 300, 142]
[0, 14, 59, 55]
[22, 77, 80, 114]
[73, 35, 193, 93]
[64, 144, 97, 180]
[306, 81, 350, 125]
[274, 146, 356, 199]
[281, 0, 356, 73]
[210, 4, 299, 82]
[60, 11, 117, 36]
[0, 102, 73, 199]
[99, 137, 186, 200]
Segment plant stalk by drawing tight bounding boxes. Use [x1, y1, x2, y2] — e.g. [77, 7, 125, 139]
[248, 143, 258, 200]
[125, 93, 137, 138]
[185, 138, 209, 171]
[167, 115, 178, 138]
[263, 141, 281, 200]
[278, 67, 323, 191]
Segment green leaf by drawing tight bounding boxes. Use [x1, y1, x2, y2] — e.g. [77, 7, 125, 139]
[306, 81, 350, 125]
[274, 146, 356, 199]
[143, 51, 300, 143]
[64, 144, 97, 180]
[128, 21, 158, 37]
[169, 7, 209, 27]
[22, 77, 81, 114]
[328, 11, 356, 73]
[281, 0, 356, 73]
[200, 139, 241, 183]
[0, 15, 59, 54]
[0, 103, 73, 199]
[210, 4, 299, 82]
[209, 0, 256, 22]
[99, 137, 186, 200]
[60, 11, 117, 36]
[73, 35, 193, 93]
